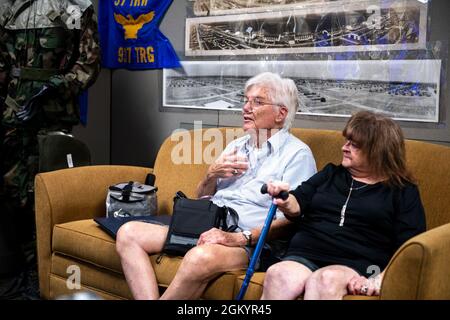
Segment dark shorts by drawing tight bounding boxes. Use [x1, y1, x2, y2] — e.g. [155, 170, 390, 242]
[282, 255, 363, 275]
[242, 240, 289, 272]
[282, 255, 321, 272]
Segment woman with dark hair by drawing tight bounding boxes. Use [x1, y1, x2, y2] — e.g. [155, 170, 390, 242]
[261, 111, 426, 299]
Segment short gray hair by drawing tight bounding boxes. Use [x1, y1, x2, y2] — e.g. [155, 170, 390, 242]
[244, 72, 299, 129]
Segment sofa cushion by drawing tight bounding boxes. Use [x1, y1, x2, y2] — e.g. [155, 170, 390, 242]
[49, 274, 127, 300]
[53, 219, 123, 273]
[51, 255, 132, 299]
[52, 219, 187, 284]
[52, 219, 247, 299]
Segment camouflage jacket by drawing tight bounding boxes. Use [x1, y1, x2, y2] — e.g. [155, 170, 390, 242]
[0, 0, 101, 126]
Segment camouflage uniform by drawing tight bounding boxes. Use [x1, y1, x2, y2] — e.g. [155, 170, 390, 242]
[0, 0, 100, 236]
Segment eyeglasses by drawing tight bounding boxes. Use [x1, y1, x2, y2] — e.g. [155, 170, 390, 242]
[343, 139, 361, 150]
[241, 96, 281, 109]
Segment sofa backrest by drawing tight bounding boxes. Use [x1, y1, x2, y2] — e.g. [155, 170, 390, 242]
[153, 127, 450, 230]
[402, 139, 450, 229]
[153, 128, 230, 214]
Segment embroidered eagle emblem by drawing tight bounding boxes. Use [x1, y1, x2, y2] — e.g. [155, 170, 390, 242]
[114, 11, 155, 40]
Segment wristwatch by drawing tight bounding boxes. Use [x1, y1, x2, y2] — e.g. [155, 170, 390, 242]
[242, 230, 252, 247]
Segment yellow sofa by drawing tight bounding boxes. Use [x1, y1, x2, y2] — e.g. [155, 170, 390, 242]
[35, 128, 450, 300]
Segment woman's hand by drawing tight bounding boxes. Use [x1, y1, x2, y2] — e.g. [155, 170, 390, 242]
[206, 148, 248, 180]
[266, 181, 301, 219]
[347, 275, 382, 296]
[197, 228, 245, 247]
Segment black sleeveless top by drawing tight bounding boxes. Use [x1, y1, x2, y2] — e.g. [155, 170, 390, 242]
[287, 163, 426, 276]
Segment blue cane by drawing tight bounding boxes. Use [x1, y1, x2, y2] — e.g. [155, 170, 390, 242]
[236, 184, 289, 300]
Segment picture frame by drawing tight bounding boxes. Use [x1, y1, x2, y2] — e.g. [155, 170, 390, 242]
[163, 60, 441, 123]
[191, 0, 329, 17]
[185, 0, 428, 56]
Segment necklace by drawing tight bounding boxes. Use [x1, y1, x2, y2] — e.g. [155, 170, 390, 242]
[339, 178, 369, 227]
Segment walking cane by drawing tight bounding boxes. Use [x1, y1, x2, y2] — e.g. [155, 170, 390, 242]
[236, 183, 289, 300]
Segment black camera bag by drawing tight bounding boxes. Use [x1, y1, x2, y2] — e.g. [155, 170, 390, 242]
[162, 191, 238, 256]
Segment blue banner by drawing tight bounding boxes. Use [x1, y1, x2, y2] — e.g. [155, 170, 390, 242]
[98, 0, 180, 69]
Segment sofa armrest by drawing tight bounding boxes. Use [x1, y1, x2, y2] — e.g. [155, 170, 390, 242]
[35, 165, 151, 299]
[380, 223, 450, 300]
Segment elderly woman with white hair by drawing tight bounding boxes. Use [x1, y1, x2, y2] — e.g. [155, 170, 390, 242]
[115, 72, 317, 300]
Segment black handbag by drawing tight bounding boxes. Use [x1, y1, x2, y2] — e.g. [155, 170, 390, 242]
[162, 191, 239, 256]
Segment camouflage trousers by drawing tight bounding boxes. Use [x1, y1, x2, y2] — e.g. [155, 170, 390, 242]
[2, 127, 39, 209]
[2, 126, 73, 204]
[1, 108, 73, 243]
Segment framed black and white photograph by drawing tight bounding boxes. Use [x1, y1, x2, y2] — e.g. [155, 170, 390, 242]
[185, 0, 428, 55]
[163, 60, 441, 122]
[191, 0, 329, 16]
